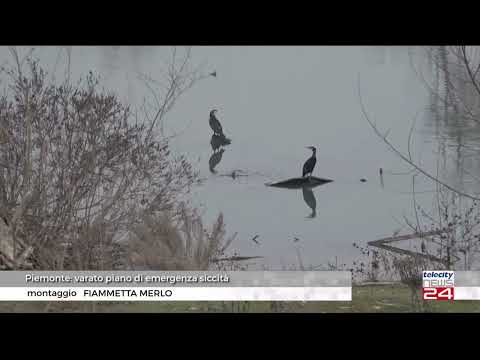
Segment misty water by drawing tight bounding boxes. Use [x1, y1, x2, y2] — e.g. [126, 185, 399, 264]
[1, 46, 478, 270]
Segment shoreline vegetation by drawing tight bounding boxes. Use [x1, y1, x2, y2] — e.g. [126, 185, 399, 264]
[0, 49, 244, 274]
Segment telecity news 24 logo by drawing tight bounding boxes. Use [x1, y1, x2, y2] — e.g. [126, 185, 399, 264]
[422, 271, 455, 300]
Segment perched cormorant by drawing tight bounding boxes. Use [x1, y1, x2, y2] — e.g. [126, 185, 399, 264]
[302, 146, 317, 178]
[209, 109, 224, 136]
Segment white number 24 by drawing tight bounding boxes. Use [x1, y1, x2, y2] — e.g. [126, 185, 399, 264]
[423, 287, 454, 300]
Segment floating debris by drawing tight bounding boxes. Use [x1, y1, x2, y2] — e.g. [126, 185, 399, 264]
[220, 169, 248, 179]
[367, 229, 457, 266]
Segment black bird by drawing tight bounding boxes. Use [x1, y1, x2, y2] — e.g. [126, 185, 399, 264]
[209, 109, 224, 136]
[302, 146, 317, 178]
[210, 71, 217, 77]
[421, 241, 426, 253]
[251, 235, 260, 245]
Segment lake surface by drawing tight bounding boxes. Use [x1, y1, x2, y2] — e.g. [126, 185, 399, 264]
[1, 46, 477, 270]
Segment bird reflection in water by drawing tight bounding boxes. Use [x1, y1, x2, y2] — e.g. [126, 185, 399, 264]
[266, 175, 331, 219]
[209, 148, 225, 173]
[209, 133, 231, 173]
[302, 187, 317, 218]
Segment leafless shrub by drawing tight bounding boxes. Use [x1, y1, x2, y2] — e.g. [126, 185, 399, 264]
[393, 255, 433, 311]
[0, 48, 205, 270]
[392, 255, 429, 289]
[352, 242, 396, 284]
[352, 242, 436, 311]
[405, 182, 480, 270]
[127, 207, 237, 271]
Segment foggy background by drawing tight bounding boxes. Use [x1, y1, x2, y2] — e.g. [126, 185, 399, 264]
[0, 46, 467, 270]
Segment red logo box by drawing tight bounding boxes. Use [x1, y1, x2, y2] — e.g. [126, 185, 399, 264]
[423, 287, 454, 300]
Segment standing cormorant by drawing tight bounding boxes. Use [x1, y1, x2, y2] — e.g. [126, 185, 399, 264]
[209, 109, 224, 136]
[302, 146, 317, 178]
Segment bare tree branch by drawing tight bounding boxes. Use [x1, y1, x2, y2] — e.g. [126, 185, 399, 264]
[358, 73, 480, 201]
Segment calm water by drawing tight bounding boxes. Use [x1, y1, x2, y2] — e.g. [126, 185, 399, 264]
[1, 46, 477, 269]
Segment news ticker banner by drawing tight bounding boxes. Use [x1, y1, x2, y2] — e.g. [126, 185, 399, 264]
[423, 271, 480, 300]
[0, 271, 351, 302]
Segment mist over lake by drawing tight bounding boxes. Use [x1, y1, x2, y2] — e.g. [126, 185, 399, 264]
[1, 45, 477, 271]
